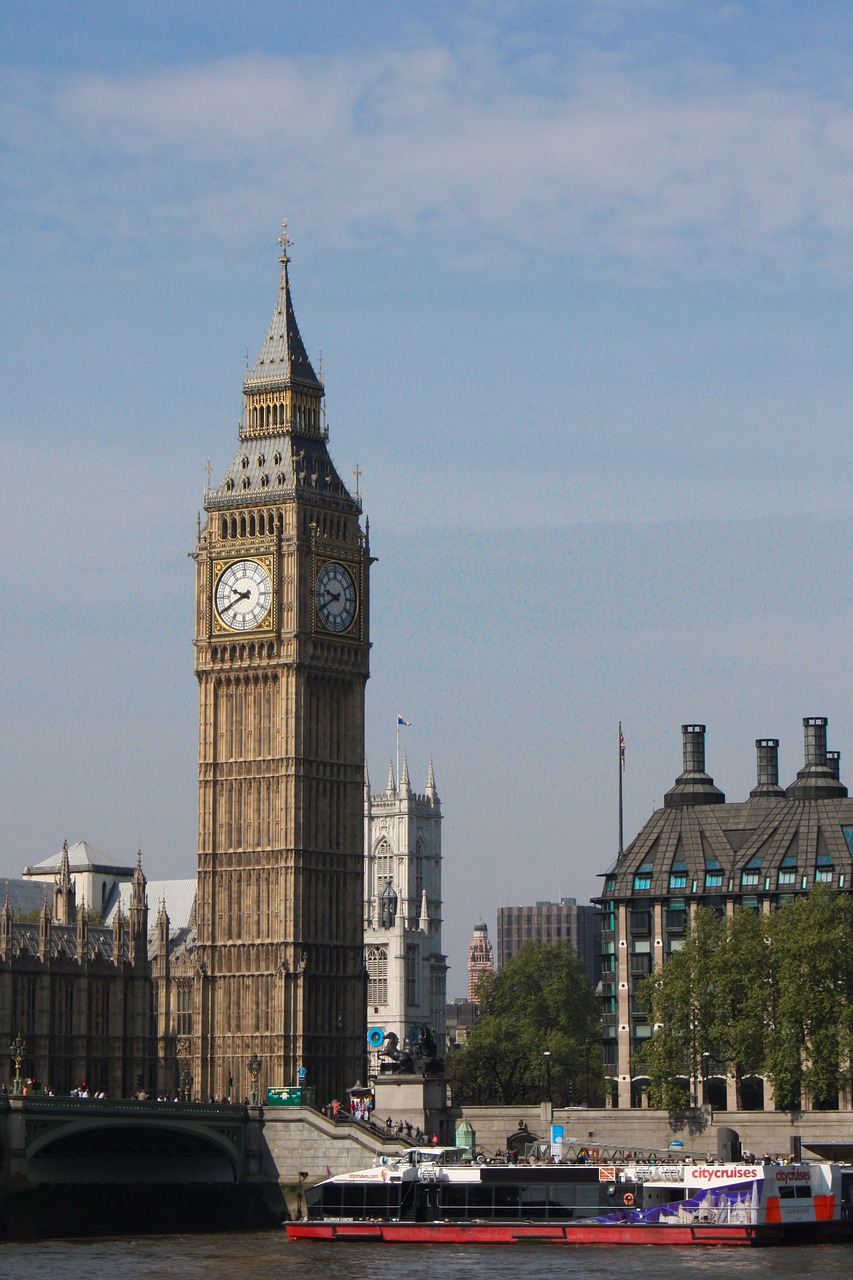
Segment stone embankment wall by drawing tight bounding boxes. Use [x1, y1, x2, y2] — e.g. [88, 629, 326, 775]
[259, 1102, 853, 1188]
[259, 1108, 409, 1182]
[450, 1104, 853, 1162]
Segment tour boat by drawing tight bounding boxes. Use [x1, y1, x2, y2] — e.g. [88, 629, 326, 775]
[285, 1146, 851, 1245]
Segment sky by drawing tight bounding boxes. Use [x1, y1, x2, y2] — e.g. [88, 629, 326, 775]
[3, 1, 853, 995]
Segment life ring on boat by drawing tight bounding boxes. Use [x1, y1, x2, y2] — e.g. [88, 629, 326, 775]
[622, 1192, 635, 1206]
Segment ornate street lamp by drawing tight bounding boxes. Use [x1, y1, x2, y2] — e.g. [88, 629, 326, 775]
[9, 1034, 26, 1097]
[181, 1067, 194, 1102]
[543, 1050, 552, 1104]
[247, 1051, 262, 1105]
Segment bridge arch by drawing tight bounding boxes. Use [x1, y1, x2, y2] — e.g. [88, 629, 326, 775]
[26, 1116, 242, 1184]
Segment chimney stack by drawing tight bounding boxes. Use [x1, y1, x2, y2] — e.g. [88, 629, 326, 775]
[750, 739, 784, 798]
[786, 716, 847, 800]
[803, 716, 828, 768]
[664, 724, 725, 808]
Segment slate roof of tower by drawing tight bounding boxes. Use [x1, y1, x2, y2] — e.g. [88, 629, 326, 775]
[205, 433, 356, 511]
[243, 252, 323, 394]
[105, 878, 196, 931]
[23, 841, 135, 876]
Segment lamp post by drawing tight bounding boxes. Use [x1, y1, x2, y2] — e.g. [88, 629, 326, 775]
[247, 1052, 262, 1105]
[584, 1039, 591, 1106]
[543, 1050, 552, 1104]
[297, 1170, 309, 1220]
[701, 1052, 711, 1107]
[9, 1034, 26, 1097]
[181, 1067, 193, 1102]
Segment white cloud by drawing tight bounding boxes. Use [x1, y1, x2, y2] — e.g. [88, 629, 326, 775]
[5, 42, 853, 275]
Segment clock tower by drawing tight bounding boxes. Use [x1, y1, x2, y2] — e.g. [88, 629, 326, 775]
[192, 226, 370, 1105]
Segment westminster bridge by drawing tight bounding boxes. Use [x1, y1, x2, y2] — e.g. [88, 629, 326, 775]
[4, 1087, 853, 1237]
[0, 1092, 404, 1237]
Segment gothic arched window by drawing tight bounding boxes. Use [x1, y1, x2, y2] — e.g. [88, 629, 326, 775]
[374, 839, 392, 891]
[367, 947, 388, 1005]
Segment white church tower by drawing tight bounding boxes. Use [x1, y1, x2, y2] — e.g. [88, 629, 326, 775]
[364, 755, 446, 1070]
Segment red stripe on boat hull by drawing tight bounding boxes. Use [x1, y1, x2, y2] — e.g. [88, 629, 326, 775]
[286, 1220, 849, 1246]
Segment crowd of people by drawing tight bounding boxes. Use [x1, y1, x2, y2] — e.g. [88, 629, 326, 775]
[323, 1093, 430, 1144]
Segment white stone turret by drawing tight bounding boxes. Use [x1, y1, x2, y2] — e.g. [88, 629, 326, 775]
[364, 753, 447, 1066]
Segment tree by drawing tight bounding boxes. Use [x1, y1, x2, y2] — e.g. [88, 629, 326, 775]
[710, 907, 768, 1108]
[642, 888, 853, 1113]
[641, 907, 724, 1110]
[451, 941, 601, 1105]
[765, 887, 853, 1108]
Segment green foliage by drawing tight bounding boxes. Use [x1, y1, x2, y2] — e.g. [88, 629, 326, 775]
[16, 908, 105, 926]
[640, 907, 724, 1110]
[450, 941, 602, 1105]
[643, 888, 853, 1112]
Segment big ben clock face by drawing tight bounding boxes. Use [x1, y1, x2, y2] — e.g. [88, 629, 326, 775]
[214, 559, 273, 631]
[315, 561, 358, 634]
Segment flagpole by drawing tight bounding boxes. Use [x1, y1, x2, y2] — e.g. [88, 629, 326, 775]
[618, 721, 624, 857]
[396, 714, 400, 792]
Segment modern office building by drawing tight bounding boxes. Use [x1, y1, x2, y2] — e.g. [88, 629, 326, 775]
[600, 718, 853, 1111]
[497, 899, 601, 987]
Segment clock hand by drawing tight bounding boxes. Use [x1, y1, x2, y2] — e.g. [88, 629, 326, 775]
[221, 589, 251, 612]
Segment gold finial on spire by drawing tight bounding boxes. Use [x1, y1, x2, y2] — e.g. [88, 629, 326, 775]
[204, 458, 213, 493]
[278, 217, 292, 263]
[353, 465, 362, 500]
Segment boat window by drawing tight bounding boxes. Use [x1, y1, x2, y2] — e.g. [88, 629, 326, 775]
[778, 1185, 812, 1200]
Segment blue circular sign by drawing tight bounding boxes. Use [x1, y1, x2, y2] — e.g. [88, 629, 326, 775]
[367, 1026, 384, 1047]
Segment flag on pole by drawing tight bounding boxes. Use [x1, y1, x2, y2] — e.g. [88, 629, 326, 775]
[397, 716, 412, 726]
[620, 730, 626, 772]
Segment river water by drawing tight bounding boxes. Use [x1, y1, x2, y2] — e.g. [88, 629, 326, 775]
[4, 1232, 851, 1280]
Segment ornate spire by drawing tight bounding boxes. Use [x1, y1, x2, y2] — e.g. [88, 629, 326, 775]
[131, 848, 146, 907]
[77, 895, 89, 960]
[400, 752, 411, 795]
[113, 903, 125, 959]
[0, 883, 12, 958]
[426, 757, 438, 801]
[419, 889, 430, 933]
[157, 895, 170, 945]
[129, 849, 149, 969]
[54, 839, 76, 926]
[58, 838, 72, 889]
[386, 760, 396, 796]
[39, 892, 51, 960]
[243, 219, 323, 398]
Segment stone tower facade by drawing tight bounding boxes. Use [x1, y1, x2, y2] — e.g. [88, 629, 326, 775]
[364, 757, 446, 1070]
[192, 227, 370, 1105]
[0, 842, 152, 1096]
[467, 919, 493, 1002]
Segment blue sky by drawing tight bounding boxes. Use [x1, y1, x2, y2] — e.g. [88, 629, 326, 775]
[3, 2, 853, 991]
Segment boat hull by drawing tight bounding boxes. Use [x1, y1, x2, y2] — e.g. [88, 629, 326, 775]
[286, 1218, 849, 1246]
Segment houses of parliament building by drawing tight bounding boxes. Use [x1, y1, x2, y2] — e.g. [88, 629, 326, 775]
[0, 227, 381, 1103]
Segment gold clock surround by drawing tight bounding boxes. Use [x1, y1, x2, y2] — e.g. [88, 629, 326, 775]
[211, 553, 276, 635]
[313, 556, 361, 639]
